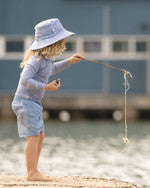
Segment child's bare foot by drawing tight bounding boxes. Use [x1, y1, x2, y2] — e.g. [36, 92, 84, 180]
[26, 171, 53, 181]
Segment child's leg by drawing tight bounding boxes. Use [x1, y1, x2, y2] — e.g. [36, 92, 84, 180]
[36, 132, 44, 167]
[25, 134, 52, 181]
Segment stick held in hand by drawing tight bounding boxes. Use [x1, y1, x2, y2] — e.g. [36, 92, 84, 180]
[83, 58, 130, 74]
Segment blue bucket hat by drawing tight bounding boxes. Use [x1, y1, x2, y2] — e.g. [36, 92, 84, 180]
[30, 18, 75, 50]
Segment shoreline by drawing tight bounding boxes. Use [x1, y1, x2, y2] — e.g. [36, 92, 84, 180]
[0, 175, 141, 188]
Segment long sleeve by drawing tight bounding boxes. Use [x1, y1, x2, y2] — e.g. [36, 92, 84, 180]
[51, 59, 70, 75]
[20, 59, 45, 90]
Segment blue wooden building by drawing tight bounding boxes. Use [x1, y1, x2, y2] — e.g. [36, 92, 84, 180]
[0, 0, 150, 95]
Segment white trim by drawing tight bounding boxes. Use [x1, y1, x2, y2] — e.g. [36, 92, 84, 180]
[76, 36, 84, 55]
[146, 58, 150, 94]
[0, 34, 150, 61]
[0, 36, 5, 57]
[24, 36, 33, 50]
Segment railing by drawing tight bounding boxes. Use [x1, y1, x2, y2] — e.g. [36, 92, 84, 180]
[0, 34, 150, 61]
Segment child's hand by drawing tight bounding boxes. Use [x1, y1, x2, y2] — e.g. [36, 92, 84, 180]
[44, 79, 60, 91]
[67, 54, 84, 65]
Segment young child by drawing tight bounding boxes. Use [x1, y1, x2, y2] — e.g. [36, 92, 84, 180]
[11, 18, 83, 181]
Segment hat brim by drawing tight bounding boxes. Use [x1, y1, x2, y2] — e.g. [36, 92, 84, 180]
[30, 29, 75, 50]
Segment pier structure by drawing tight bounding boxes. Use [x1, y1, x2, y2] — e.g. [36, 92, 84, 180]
[0, 93, 149, 121]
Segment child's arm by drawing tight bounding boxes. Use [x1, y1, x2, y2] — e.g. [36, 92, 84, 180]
[44, 54, 83, 91]
[51, 54, 83, 75]
[20, 59, 46, 90]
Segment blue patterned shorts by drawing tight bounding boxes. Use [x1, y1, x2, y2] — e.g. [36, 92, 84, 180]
[11, 96, 44, 138]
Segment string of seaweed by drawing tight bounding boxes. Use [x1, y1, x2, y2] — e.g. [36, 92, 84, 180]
[123, 71, 132, 144]
[83, 58, 133, 143]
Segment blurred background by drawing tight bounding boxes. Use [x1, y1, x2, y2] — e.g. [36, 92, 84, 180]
[0, 0, 150, 187]
[0, 0, 150, 121]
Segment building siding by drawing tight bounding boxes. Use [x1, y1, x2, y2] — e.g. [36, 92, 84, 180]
[0, 0, 150, 35]
[0, 59, 146, 94]
[0, 0, 149, 94]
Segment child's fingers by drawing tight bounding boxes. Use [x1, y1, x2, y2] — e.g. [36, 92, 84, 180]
[55, 78, 61, 85]
[54, 82, 61, 90]
[51, 80, 59, 85]
[54, 83, 60, 87]
[74, 57, 83, 63]
[74, 54, 84, 59]
[67, 54, 84, 65]
[45, 80, 61, 91]
[54, 80, 61, 87]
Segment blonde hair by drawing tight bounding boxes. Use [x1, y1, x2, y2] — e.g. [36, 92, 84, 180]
[20, 39, 66, 68]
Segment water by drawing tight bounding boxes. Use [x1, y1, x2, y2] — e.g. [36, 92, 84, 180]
[0, 120, 150, 188]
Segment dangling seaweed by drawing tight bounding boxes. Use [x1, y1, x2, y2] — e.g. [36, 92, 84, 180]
[84, 58, 133, 144]
[123, 71, 132, 144]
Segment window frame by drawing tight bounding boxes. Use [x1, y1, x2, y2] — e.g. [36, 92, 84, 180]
[112, 39, 129, 53]
[65, 39, 76, 53]
[4, 36, 25, 59]
[83, 36, 102, 55]
[136, 40, 147, 53]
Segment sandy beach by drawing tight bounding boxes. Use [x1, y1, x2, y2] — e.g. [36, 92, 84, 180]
[0, 175, 141, 188]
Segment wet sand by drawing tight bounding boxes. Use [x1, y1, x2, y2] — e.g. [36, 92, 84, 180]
[0, 175, 141, 188]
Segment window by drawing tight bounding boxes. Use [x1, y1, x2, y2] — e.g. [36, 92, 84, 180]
[65, 41, 76, 52]
[136, 41, 147, 52]
[113, 41, 128, 52]
[84, 41, 101, 53]
[6, 40, 24, 52]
